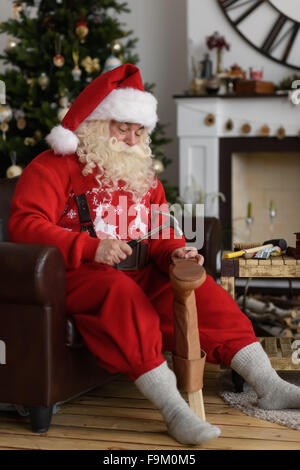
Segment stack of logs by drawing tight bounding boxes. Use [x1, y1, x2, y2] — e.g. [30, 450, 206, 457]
[237, 294, 300, 338]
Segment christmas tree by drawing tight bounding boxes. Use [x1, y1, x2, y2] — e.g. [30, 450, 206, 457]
[0, 0, 176, 201]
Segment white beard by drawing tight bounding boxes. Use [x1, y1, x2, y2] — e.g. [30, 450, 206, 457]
[76, 122, 157, 202]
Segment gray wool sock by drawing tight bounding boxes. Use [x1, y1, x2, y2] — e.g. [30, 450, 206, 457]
[231, 341, 300, 410]
[134, 361, 221, 445]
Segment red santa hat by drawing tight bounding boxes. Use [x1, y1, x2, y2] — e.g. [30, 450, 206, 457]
[46, 63, 158, 155]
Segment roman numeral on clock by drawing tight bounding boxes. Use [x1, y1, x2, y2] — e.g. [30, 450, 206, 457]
[219, 0, 242, 8]
[234, 0, 266, 25]
[282, 23, 299, 62]
[262, 16, 300, 62]
[261, 14, 287, 53]
[220, 0, 266, 23]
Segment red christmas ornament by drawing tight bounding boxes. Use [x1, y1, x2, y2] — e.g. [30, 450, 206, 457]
[53, 54, 65, 67]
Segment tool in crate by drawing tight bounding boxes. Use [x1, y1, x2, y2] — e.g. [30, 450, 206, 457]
[224, 238, 287, 259]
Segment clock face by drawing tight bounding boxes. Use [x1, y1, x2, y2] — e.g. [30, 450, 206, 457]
[217, 0, 300, 70]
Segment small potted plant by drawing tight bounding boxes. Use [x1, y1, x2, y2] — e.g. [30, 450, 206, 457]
[206, 31, 230, 74]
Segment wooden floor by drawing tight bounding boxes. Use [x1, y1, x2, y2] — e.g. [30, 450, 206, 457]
[0, 362, 300, 450]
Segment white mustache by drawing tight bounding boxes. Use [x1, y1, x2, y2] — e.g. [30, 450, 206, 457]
[108, 137, 147, 158]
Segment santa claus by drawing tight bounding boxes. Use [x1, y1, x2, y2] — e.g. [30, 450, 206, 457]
[8, 64, 300, 446]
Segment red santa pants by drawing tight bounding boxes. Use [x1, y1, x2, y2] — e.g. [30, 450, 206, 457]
[66, 261, 257, 381]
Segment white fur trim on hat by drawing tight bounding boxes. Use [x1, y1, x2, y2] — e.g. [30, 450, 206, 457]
[45, 125, 79, 155]
[86, 87, 158, 132]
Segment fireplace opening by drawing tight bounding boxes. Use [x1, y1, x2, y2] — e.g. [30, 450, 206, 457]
[219, 137, 300, 250]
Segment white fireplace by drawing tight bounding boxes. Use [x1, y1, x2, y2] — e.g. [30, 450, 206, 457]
[174, 94, 300, 249]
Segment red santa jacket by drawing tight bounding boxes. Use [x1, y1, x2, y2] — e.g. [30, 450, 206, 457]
[8, 150, 186, 272]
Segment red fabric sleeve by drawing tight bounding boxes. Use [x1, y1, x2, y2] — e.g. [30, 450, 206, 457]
[8, 151, 100, 269]
[149, 178, 186, 273]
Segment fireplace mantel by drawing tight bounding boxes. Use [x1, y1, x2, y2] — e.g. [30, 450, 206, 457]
[174, 94, 300, 220]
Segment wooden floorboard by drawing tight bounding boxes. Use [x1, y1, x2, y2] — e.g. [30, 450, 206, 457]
[0, 363, 300, 450]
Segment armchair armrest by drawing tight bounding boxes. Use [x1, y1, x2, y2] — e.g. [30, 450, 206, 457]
[0, 242, 66, 305]
[199, 217, 222, 278]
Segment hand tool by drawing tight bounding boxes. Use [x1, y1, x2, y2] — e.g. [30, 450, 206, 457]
[127, 210, 183, 248]
[224, 238, 287, 259]
[263, 238, 287, 251]
[224, 244, 273, 259]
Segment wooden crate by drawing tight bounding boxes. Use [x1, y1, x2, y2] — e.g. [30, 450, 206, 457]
[235, 80, 275, 95]
[259, 337, 300, 371]
[220, 255, 300, 372]
[221, 254, 300, 280]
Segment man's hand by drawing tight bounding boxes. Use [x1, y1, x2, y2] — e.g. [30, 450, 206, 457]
[170, 246, 204, 266]
[94, 239, 132, 265]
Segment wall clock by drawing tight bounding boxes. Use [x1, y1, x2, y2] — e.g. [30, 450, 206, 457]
[217, 0, 300, 70]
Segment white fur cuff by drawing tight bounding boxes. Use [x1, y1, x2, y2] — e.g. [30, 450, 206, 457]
[86, 87, 158, 132]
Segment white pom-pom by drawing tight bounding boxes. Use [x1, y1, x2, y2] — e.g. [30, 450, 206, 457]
[45, 125, 79, 155]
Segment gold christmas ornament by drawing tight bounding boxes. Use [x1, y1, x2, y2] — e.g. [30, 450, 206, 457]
[260, 125, 270, 137]
[241, 123, 251, 134]
[76, 21, 89, 43]
[38, 72, 50, 90]
[59, 96, 69, 108]
[0, 104, 13, 123]
[17, 118, 26, 130]
[0, 104, 12, 138]
[6, 151, 22, 178]
[57, 107, 69, 121]
[277, 126, 286, 140]
[111, 40, 122, 54]
[6, 38, 17, 51]
[24, 137, 36, 146]
[15, 109, 26, 129]
[204, 113, 215, 126]
[81, 56, 101, 74]
[34, 130, 42, 141]
[26, 77, 34, 87]
[71, 50, 82, 81]
[0, 121, 9, 139]
[0, 122, 9, 132]
[6, 164, 22, 179]
[54, 35, 64, 67]
[152, 159, 164, 174]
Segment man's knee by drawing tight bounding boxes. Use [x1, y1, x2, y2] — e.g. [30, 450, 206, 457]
[105, 269, 143, 296]
[66, 263, 143, 312]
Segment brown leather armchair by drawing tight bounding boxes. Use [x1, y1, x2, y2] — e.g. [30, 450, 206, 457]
[0, 176, 222, 433]
[198, 217, 222, 279]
